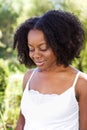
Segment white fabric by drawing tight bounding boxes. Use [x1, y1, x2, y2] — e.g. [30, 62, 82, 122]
[21, 69, 80, 130]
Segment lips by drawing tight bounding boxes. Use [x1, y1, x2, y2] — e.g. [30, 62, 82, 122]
[34, 61, 45, 66]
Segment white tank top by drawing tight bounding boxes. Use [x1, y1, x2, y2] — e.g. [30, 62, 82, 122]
[21, 69, 80, 130]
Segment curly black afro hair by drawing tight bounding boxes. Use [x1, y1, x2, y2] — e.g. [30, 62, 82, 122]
[13, 17, 40, 66]
[13, 10, 85, 67]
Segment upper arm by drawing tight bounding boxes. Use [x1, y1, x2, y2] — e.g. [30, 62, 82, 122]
[16, 69, 34, 130]
[77, 73, 87, 130]
[16, 112, 25, 130]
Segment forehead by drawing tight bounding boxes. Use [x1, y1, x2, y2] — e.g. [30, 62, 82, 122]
[28, 29, 46, 42]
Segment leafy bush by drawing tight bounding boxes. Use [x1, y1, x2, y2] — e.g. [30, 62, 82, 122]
[0, 60, 8, 91]
[0, 59, 9, 110]
[8, 59, 27, 73]
[0, 59, 25, 129]
[3, 73, 23, 129]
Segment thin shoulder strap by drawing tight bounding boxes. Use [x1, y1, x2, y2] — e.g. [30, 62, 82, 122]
[26, 68, 37, 90]
[72, 71, 80, 88]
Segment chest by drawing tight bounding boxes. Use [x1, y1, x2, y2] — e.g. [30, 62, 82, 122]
[29, 74, 75, 95]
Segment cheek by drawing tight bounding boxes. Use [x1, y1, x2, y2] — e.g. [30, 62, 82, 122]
[47, 51, 56, 59]
[49, 53, 57, 62]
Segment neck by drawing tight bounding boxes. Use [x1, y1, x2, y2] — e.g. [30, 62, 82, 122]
[37, 64, 70, 73]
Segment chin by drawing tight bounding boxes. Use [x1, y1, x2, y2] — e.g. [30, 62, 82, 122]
[37, 66, 47, 72]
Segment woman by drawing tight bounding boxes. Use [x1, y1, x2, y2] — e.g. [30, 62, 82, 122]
[13, 10, 87, 130]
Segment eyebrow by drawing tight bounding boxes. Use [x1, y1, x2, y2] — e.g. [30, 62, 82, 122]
[28, 41, 47, 46]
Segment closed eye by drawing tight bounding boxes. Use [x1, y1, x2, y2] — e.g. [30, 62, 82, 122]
[39, 48, 48, 51]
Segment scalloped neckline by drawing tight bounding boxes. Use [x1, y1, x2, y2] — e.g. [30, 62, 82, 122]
[28, 86, 73, 97]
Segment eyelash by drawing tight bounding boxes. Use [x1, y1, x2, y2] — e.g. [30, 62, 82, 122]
[29, 48, 48, 52]
[40, 48, 48, 51]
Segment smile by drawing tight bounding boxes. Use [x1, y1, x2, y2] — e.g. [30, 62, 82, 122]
[35, 61, 45, 66]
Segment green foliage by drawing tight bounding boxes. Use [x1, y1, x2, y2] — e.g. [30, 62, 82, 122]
[27, 0, 55, 16]
[16, 0, 55, 25]
[8, 59, 27, 73]
[1, 72, 23, 129]
[0, 111, 7, 130]
[0, 58, 27, 129]
[0, 59, 9, 110]
[0, 0, 22, 59]
[4, 73, 23, 129]
[0, 66, 8, 91]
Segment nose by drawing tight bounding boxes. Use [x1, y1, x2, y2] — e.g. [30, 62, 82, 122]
[31, 49, 41, 59]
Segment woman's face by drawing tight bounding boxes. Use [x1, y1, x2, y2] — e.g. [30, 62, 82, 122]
[27, 29, 57, 71]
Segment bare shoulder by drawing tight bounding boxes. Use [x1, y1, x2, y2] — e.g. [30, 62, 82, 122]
[22, 68, 35, 91]
[77, 71, 87, 97]
[79, 72, 87, 86]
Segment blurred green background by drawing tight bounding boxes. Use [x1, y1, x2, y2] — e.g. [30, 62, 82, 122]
[0, 0, 87, 129]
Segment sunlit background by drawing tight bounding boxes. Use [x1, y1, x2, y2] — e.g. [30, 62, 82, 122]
[0, 0, 87, 129]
